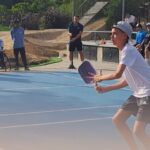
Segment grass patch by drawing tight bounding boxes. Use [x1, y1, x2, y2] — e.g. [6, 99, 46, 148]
[0, 25, 10, 31]
[30, 57, 62, 67]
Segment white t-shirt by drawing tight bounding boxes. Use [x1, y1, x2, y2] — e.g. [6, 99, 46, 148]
[0, 39, 4, 51]
[120, 43, 150, 97]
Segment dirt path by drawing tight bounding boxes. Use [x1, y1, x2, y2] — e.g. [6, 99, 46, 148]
[0, 18, 106, 67]
[0, 18, 106, 50]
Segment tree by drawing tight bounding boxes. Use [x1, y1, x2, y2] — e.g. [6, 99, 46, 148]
[0, 0, 13, 8]
[30, 0, 54, 13]
[105, 0, 121, 29]
[11, 2, 31, 21]
[0, 5, 8, 23]
[0, 0, 72, 29]
[105, 0, 143, 29]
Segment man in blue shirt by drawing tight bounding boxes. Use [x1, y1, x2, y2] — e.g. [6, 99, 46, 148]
[68, 16, 84, 69]
[134, 24, 147, 57]
[11, 19, 29, 70]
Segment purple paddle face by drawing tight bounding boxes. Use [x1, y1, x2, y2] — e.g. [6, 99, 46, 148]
[78, 61, 96, 84]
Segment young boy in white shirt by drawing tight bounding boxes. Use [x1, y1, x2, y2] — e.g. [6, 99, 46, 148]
[91, 21, 150, 150]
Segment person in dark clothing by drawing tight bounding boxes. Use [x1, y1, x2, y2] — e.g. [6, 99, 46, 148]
[68, 16, 84, 69]
[10, 19, 29, 71]
[143, 22, 150, 65]
[0, 39, 4, 66]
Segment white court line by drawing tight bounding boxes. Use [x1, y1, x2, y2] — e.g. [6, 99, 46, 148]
[0, 105, 120, 117]
[0, 116, 112, 129]
[1, 84, 91, 91]
[1, 83, 130, 92]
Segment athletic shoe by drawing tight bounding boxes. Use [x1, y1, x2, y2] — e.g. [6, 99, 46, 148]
[68, 64, 76, 69]
[25, 67, 30, 71]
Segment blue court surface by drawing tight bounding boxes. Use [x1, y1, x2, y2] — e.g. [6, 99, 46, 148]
[0, 71, 149, 150]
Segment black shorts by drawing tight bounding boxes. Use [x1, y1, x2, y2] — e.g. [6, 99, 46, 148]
[69, 41, 83, 52]
[121, 95, 150, 123]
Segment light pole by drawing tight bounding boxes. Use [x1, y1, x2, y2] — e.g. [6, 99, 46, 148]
[144, 1, 150, 21]
[122, 0, 125, 20]
[72, 0, 75, 17]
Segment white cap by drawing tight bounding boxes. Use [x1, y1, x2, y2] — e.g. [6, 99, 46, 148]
[146, 22, 150, 26]
[113, 21, 133, 38]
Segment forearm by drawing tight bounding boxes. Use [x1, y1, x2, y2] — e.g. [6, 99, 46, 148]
[75, 32, 82, 39]
[68, 32, 72, 38]
[11, 34, 14, 40]
[96, 80, 128, 93]
[94, 64, 126, 82]
[105, 80, 128, 91]
[96, 72, 122, 82]
[140, 39, 145, 47]
[71, 32, 82, 41]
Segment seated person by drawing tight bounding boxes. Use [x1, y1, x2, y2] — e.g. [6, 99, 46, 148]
[0, 39, 5, 66]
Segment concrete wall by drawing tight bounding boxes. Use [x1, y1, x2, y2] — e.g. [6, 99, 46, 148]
[67, 40, 150, 72]
[74, 41, 118, 70]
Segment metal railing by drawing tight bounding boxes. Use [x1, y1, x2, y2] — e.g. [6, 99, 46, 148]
[82, 30, 136, 44]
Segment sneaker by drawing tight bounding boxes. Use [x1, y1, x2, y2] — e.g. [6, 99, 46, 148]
[25, 67, 30, 71]
[68, 64, 76, 69]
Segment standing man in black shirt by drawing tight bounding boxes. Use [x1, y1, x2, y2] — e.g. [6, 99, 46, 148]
[68, 16, 84, 69]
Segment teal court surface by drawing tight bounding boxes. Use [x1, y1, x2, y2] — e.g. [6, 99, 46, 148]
[0, 71, 149, 150]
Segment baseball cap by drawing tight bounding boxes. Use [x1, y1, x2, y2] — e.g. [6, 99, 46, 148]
[112, 21, 133, 38]
[146, 22, 150, 26]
